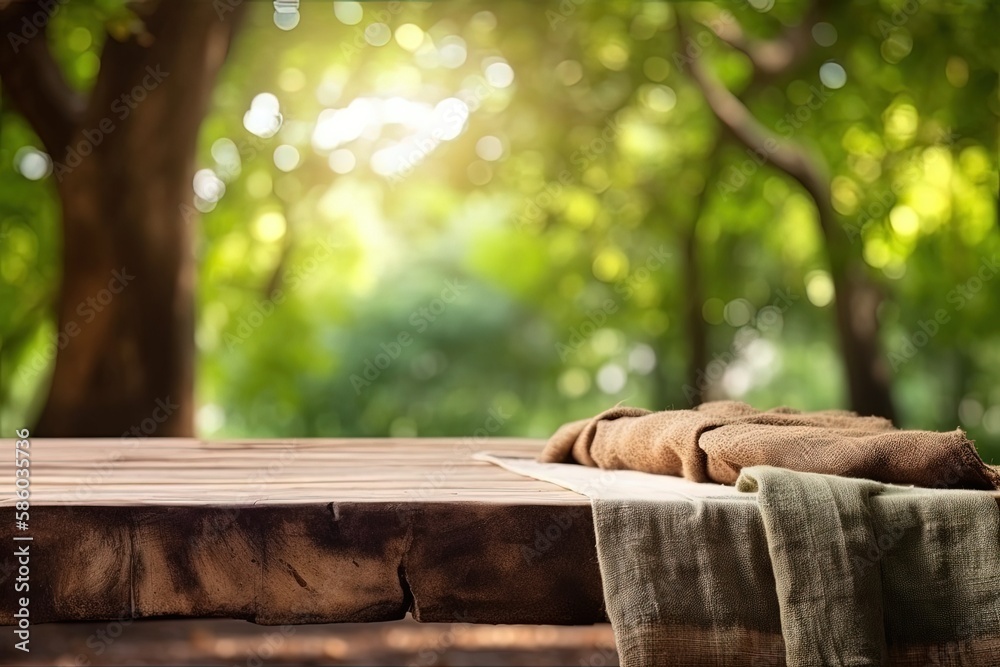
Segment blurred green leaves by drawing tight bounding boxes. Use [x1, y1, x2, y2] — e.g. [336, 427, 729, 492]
[1, 0, 998, 461]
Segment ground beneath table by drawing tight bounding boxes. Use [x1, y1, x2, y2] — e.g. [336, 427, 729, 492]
[0, 616, 618, 666]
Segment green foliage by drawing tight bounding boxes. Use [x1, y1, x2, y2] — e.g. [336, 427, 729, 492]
[2, 1, 998, 461]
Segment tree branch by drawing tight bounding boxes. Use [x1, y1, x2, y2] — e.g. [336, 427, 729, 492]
[677, 17, 834, 235]
[0, 1, 85, 159]
[698, 0, 828, 89]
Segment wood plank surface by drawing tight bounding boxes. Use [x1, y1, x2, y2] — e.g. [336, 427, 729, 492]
[0, 438, 605, 626]
[0, 438, 587, 505]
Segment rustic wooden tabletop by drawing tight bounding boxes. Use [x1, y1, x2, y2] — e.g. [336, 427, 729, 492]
[0, 438, 605, 627]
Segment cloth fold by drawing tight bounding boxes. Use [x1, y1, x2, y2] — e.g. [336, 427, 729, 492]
[737, 467, 889, 665]
[539, 401, 1000, 490]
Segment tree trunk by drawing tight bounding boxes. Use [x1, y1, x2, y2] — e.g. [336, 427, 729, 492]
[677, 16, 897, 421]
[1, 0, 244, 436]
[681, 225, 708, 406]
[680, 142, 723, 407]
[824, 216, 897, 422]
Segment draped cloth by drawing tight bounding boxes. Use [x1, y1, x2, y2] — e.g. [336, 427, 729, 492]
[477, 454, 1000, 666]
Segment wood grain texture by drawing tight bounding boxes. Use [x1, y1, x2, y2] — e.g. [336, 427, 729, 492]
[0, 438, 604, 626]
[1, 438, 587, 505]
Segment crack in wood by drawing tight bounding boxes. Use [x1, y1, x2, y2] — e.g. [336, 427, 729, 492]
[283, 561, 309, 589]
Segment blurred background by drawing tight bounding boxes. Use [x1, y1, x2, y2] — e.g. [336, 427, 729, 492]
[1, 0, 999, 458]
[0, 617, 618, 666]
[1, 1, 997, 665]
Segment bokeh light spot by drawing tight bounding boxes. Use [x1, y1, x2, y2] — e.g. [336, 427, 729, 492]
[253, 211, 287, 243]
[244, 93, 282, 138]
[439, 36, 468, 69]
[819, 62, 847, 89]
[945, 56, 968, 87]
[475, 136, 504, 161]
[333, 1, 362, 25]
[805, 271, 834, 307]
[959, 398, 984, 426]
[889, 205, 919, 238]
[643, 56, 670, 82]
[193, 169, 225, 203]
[863, 238, 891, 269]
[14, 147, 51, 181]
[598, 42, 629, 71]
[558, 368, 591, 398]
[643, 85, 677, 113]
[273, 144, 300, 172]
[880, 29, 913, 64]
[592, 247, 628, 282]
[365, 23, 392, 47]
[68, 27, 92, 52]
[555, 60, 583, 86]
[467, 160, 492, 186]
[984, 406, 1000, 435]
[273, 9, 300, 31]
[628, 344, 657, 374]
[882, 261, 907, 280]
[211, 138, 242, 180]
[245, 171, 272, 199]
[811, 22, 837, 47]
[724, 299, 753, 326]
[484, 61, 514, 88]
[596, 363, 627, 394]
[702, 298, 725, 325]
[394, 24, 424, 52]
[278, 67, 306, 92]
[74, 51, 100, 79]
[329, 149, 356, 174]
[469, 10, 497, 31]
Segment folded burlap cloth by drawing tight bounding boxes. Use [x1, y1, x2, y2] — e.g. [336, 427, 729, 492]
[477, 455, 1000, 666]
[539, 401, 1000, 490]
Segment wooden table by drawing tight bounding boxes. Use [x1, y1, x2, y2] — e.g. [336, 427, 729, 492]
[0, 438, 605, 626]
